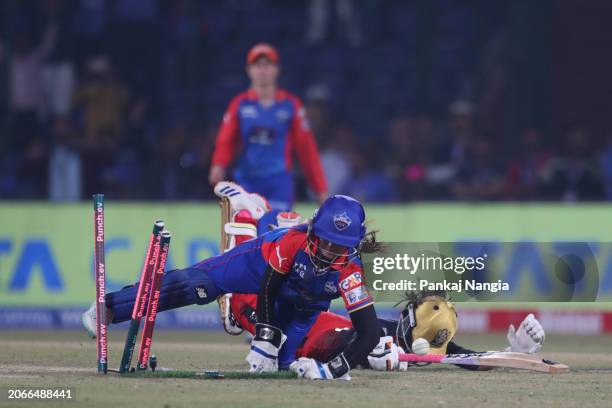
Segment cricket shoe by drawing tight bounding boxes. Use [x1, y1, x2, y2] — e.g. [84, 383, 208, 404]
[81, 301, 113, 339]
[217, 294, 243, 335]
[214, 181, 269, 220]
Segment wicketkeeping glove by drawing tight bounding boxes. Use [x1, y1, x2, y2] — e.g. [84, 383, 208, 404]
[290, 354, 351, 380]
[506, 313, 545, 354]
[246, 323, 286, 372]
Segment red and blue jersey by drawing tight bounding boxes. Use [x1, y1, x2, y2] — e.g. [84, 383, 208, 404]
[211, 89, 327, 195]
[199, 225, 373, 314]
[265, 226, 373, 313]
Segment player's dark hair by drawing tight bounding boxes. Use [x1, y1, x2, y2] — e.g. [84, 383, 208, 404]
[394, 290, 450, 309]
[360, 230, 384, 254]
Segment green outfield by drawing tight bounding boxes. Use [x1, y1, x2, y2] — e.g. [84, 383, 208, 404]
[1, 330, 611, 408]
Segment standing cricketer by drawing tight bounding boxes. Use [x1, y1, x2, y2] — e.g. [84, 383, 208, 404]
[208, 43, 328, 211]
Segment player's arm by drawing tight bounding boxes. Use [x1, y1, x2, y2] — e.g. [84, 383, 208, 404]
[210, 97, 241, 184]
[337, 270, 380, 370]
[342, 304, 381, 368]
[256, 265, 286, 325]
[246, 265, 287, 373]
[246, 239, 297, 373]
[291, 304, 379, 380]
[288, 99, 328, 202]
[291, 269, 379, 380]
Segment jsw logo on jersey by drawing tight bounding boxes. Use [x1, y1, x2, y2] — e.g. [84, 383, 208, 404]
[339, 272, 362, 291]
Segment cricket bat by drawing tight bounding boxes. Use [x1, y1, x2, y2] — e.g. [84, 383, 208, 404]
[399, 351, 569, 374]
[220, 197, 231, 252]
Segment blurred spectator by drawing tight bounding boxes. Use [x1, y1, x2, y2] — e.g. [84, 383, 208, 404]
[385, 115, 432, 200]
[123, 96, 157, 165]
[541, 127, 605, 201]
[15, 134, 49, 199]
[156, 122, 205, 200]
[157, 122, 190, 200]
[505, 127, 551, 200]
[165, 0, 209, 84]
[320, 124, 355, 195]
[386, 115, 413, 178]
[305, 83, 333, 143]
[101, 149, 144, 199]
[3, 1, 607, 204]
[600, 133, 612, 200]
[306, 0, 363, 47]
[110, 0, 161, 95]
[72, 56, 129, 146]
[0, 144, 19, 198]
[187, 125, 219, 199]
[410, 114, 436, 198]
[8, 19, 57, 148]
[40, 0, 76, 118]
[48, 118, 81, 201]
[347, 140, 398, 203]
[452, 137, 505, 201]
[74, 56, 130, 197]
[73, 0, 109, 58]
[428, 101, 476, 194]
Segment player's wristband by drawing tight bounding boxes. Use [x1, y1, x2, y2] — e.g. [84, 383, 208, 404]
[326, 353, 350, 378]
[254, 323, 284, 349]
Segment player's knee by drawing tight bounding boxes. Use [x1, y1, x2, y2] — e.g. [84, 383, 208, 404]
[162, 268, 218, 306]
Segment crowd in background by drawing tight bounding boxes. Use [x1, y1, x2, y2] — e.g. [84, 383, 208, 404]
[0, 0, 609, 202]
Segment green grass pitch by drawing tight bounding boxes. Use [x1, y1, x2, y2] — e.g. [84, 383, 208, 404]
[1, 330, 611, 408]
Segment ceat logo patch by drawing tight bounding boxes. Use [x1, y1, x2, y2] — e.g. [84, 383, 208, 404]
[333, 212, 352, 231]
[340, 272, 362, 290]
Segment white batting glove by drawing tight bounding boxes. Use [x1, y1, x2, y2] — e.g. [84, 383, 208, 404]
[276, 212, 302, 228]
[246, 323, 286, 372]
[290, 354, 351, 380]
[397, 346, 409, 371]
[368, 336, 402, 371]
[506, 313, 545, 354]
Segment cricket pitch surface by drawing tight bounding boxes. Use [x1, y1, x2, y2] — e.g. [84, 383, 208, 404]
[1, 330, 611, 408]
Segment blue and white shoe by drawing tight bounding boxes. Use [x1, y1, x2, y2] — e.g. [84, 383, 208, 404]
[81, 301, 113, 339]
[81, 301, 97, 339]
